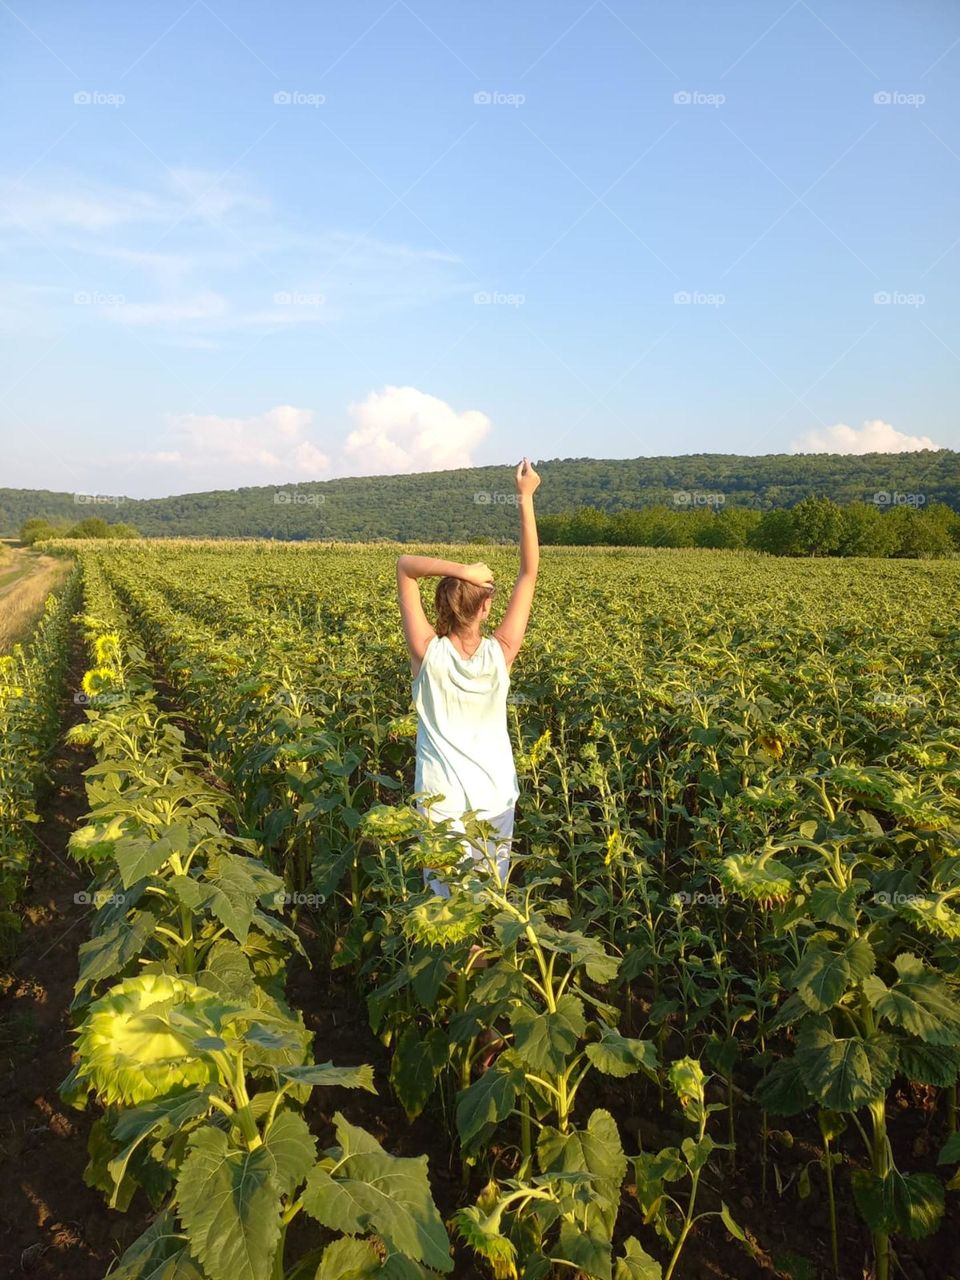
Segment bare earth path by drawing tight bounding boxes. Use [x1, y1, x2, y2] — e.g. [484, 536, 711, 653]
[0, 548, 69, 653]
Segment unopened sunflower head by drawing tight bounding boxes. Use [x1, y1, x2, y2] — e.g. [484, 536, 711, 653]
[516, 728, 552, 776]
[65, 721, 99, 748]
[667, 1056, 707, 1122]
[452, 1206, 518, 1280]
[361, 803, 425, 843]
[71, 973, 241, 1106]
[403, 893, 487, 947]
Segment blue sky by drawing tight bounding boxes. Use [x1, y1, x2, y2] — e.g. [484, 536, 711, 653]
[1, 0, 958, 497]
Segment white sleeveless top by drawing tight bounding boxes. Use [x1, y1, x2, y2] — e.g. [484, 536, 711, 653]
[413, 634, 520, 820]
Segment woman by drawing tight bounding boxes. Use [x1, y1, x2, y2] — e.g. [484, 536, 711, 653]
[396, 457, 541, 896]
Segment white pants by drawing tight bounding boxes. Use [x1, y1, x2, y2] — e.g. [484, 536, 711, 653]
[419, 805, 515, 899]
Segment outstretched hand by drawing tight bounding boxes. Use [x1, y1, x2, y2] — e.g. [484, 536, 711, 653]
[515, 457, 541, 497]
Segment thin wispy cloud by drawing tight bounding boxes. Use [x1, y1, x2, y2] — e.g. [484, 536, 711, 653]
[0, 169, 471, 339]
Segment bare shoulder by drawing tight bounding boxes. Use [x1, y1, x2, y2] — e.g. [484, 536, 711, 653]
[412, 632, 439, 680]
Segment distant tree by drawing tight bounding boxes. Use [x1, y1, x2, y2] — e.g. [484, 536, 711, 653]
[694, 506, 761, 549]
[64, 516, 113, 539]
[49, 516, 143, 541]
[791, 496, 843, 555]
[836, 503, 898, 557]
[684, 508, 715, 547]
[923, 501, 960, 552]
[638, 505, 685, 548]
[19, 517, 64, 545]
[537, 514, 570, 545]
[608, 509, 649, 546]
[565, 507, 612, 545]
[750, 509, 799, 556]
[886, 505, 954, 558]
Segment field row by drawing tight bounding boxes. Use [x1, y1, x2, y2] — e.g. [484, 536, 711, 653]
[55, 555, 459, 1280]
[1, 571, 80, 952]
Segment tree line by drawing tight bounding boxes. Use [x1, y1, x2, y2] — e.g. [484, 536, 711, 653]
[2, 449, 958, 542]
[538, 497, 960, 557]
[19, 516, 141, 545]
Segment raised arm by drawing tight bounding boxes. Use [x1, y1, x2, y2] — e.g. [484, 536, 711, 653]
[494, 459, 541, 669]
[396, 555, 494, 672]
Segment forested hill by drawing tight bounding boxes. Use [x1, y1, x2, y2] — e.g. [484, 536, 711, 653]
[2, 449, 957, 541]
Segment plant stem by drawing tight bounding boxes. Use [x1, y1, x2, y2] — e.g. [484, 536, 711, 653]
[520, 1095, 532, 1177]
[868, 1097, 891, 1280]
[823, 1135, 839, 1278]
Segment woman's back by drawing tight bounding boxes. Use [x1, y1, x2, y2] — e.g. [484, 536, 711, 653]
[413, 634, 519, 820]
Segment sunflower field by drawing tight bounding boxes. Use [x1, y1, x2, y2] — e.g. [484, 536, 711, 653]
[4, 539, 960, 1280]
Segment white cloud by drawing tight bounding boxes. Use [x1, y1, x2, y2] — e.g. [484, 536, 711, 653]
[791, 419, 940, 454]
[141, 405, 331, 485]
[129, 388, 491, 491]
[343, 386, 491, 473]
